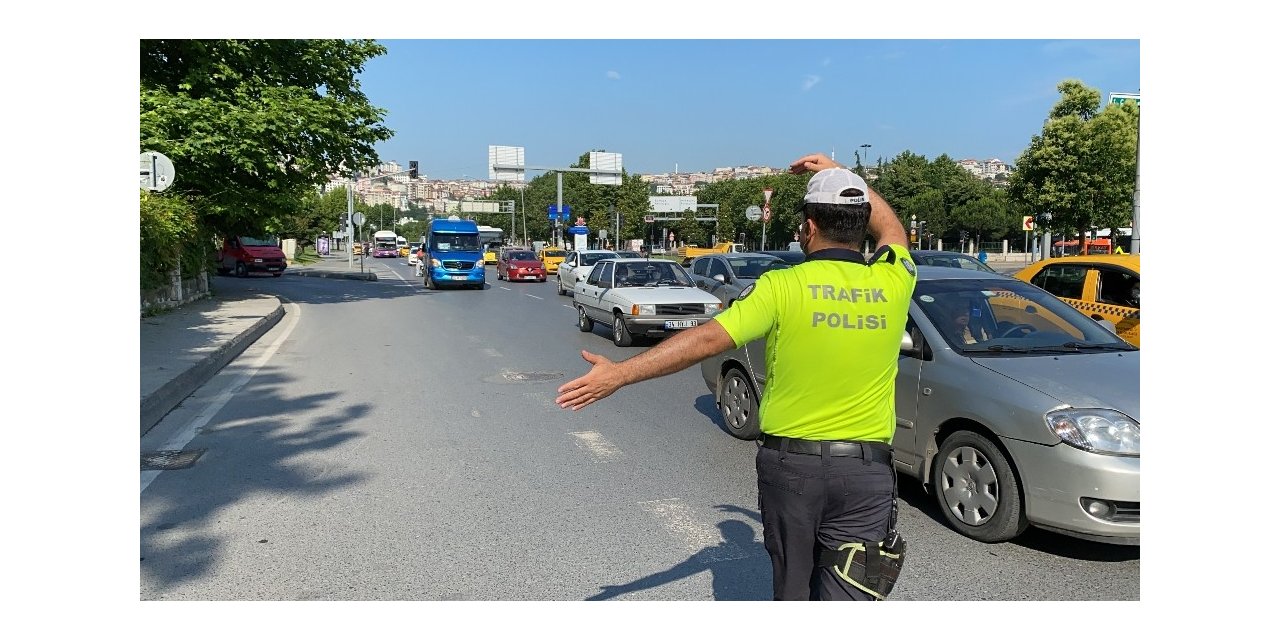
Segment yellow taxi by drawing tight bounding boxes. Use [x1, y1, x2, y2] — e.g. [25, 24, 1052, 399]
[538, 247, 567, 274]
[1013, 254, 1139, 346]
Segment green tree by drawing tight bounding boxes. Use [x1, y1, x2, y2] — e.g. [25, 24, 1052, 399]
[1007, 79, 1139, 246]
[140, 39, 393, 239]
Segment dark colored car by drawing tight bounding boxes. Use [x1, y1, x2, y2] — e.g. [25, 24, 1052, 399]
[910, 250, 997, 273]
[761, 250, 806, 266]
[496, 247, 547, 282]
[688, 253, 789, 307]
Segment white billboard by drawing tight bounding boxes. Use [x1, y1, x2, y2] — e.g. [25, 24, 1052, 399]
[460, 201, 501, 213]
[489, 145, 525, 182]
[589, 152, 623, 186]
[649, 196, 698, 213]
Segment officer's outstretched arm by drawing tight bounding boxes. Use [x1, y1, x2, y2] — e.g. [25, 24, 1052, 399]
[868, 188, 909, 249]
[556, 321, 737, 411]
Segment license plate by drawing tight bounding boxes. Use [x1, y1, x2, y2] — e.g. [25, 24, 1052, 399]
[523, 276, 536, 280]
[664, 319, 698, 329]
[451, 276, 468, 281]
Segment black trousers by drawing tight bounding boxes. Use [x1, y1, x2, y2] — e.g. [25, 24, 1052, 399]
[756, 440, 896, 600]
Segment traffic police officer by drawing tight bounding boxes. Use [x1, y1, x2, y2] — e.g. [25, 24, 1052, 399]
[556, 153, 915, 601]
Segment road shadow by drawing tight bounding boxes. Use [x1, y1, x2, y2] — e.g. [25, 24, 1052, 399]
[586, 505, 771, 601]
[140, 365, 373, 595]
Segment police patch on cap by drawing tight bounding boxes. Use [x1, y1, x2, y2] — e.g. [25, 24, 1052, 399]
[738, 283, 756, 300]
[902, 258, 916, 276]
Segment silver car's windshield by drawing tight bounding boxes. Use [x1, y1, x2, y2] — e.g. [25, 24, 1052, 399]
[614, 262, 694, 287]
[581, 252, 618, 267]
[914, 279, 1135, 354]
[726, 256, 786, 279]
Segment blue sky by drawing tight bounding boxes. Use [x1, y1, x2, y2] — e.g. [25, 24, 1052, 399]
[357, 40, 1139, 180]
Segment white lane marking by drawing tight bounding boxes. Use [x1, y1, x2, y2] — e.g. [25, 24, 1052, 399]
[385, 268, 411, 286]
[525, 294, 543, 300]
[568, 430, 622, 463]
[563, 304, 573, 309]
[522, 392, 558, 412]
[500, 286, 511, 291]
[481, 348, 502, 358]
[141, 300, 302, 494]
[639, 498, 751, 563]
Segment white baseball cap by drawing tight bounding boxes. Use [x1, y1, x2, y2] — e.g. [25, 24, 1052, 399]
[804, 168, 870, 205]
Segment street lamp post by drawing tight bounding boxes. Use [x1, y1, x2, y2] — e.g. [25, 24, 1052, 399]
[859, 143, 872, 175]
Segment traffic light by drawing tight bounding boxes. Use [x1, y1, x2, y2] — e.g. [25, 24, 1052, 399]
[409, 160, 419, 180]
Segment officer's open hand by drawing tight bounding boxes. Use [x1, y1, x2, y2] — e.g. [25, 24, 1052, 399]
[789, 153, 841, 175]
[557, 350, 626, 411]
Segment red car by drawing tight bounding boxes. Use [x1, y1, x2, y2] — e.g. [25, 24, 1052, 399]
[216, 236, 287, 277]
[496, 247, 547, 282]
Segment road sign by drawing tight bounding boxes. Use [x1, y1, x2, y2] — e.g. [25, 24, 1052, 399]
[598, 229, 607, 239]
[762, 204, 772, 223]
[353, 212, 365, 226]
[1022, 215, 1034, 231]
[650, 196, 697, 213]
[745, 205, 762, 221]
[763, 187, 774, 205]
[668, 232, 675, 242]
[139, 151, 175, 192]
[589, 152, 623, 186]
[644, 215, 655, 223]
[1108, 92, 1140, 107]
[547, 204, 572, 221]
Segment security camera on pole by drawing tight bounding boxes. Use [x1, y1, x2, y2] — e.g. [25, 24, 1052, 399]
[762, 187, 774, 251]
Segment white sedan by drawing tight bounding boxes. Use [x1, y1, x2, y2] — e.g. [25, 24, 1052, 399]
[557, 250, 618, 296]
[572, 258, 723, 347]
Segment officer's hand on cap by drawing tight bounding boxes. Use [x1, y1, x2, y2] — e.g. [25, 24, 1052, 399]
[789, 153, 841, 174]
[557, 350, 625, 411]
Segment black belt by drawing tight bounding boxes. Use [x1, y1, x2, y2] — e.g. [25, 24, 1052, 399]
[759, 435, 893, 465]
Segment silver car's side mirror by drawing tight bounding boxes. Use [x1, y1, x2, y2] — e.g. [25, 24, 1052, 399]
[712, 274, 726, 283]
[900, 330, 915, 352]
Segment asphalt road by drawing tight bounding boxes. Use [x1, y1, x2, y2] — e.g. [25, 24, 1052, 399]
[139, 256, 1137, 601]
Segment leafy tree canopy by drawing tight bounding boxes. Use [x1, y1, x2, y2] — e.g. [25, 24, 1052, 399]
[1007, 79, 1138, 243]
[140, 39, 393, 238]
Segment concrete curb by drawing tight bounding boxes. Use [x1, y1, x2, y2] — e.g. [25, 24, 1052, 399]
[139, 301, 286, 436]
[287, 269, 378, 281]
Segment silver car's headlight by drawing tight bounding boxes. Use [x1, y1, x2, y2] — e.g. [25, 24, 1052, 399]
[1046, 409, 1139, 456]
[632, 304, 656, 316]
[704, 302, 723, 314]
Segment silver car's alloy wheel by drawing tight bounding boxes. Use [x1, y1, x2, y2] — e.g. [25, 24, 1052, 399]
[577, 305, 593, 332]
[939, 445, 999, 526]
[719, 369, 760, 440]
[612, 314, 633, 347]
[932, 431, 1028, 543]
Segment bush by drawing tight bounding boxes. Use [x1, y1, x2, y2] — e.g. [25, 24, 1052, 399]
[140, 191, 210, 290]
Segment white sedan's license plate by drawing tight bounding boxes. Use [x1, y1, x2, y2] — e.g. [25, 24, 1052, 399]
[664, 319, 698, 329]
[451, 276, 468, 281]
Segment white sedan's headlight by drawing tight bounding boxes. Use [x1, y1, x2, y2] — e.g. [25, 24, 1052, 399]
[1046, 409, 1139, 456]
[632, 304, 656, 316]
[704, 303, 723, 314]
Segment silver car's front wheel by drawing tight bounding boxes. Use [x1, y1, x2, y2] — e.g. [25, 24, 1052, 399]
[932, 431, 1028, 543]
[719, 368, 760, 440]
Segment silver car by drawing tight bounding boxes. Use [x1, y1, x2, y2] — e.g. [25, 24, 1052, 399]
[574, 258, 723, 346]
[700, 267, 1139, 545]
[688, 253, 790, 307]
[557, 250, 618, 296]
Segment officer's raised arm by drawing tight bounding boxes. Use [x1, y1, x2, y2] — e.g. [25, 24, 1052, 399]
[867, 189, 909, 250]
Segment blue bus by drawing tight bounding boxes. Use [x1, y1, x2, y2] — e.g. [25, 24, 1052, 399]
[424, 216, 486, 290]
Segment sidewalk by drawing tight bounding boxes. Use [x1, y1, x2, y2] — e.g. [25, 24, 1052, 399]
[139, 250, 379, 437]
